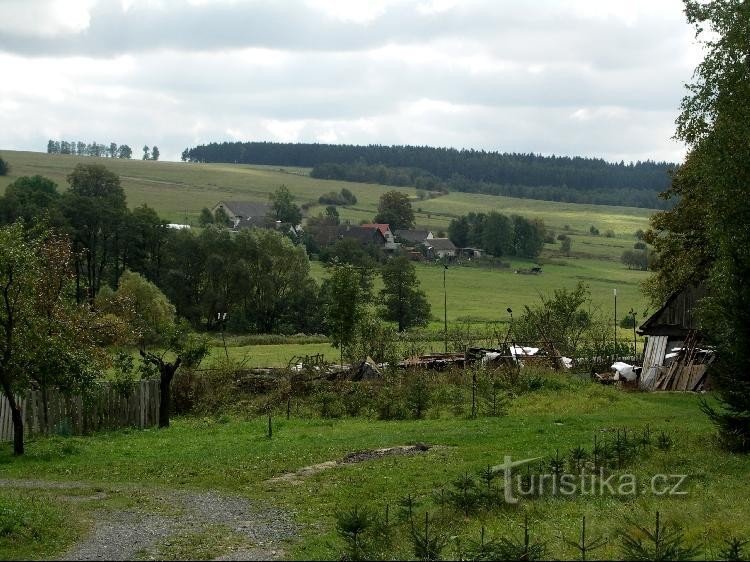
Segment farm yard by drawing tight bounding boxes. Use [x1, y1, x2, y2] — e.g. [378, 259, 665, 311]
[2, 378, 750, 560]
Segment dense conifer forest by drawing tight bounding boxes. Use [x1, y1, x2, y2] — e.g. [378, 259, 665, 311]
[182, 141, 677, 208]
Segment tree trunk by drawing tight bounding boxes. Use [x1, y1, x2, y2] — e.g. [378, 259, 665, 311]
[158, 362, 180, 428]
[1, 381, 23, 455]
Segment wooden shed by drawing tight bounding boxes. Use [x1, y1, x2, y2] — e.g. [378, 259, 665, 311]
[637, 284, 712, 390]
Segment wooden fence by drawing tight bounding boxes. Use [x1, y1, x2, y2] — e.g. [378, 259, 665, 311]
[0, 380, 160, 442]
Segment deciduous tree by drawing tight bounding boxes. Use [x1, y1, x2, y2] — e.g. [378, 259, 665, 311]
[373, 190, 414, 230]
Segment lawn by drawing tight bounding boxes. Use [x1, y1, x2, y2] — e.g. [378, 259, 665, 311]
[0, 380, 747, 560]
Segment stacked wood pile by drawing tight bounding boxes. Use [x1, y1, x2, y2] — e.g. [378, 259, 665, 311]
[653, 331, 714, 391]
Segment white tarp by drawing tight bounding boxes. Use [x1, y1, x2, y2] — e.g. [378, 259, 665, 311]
[611, 361, 637, 381]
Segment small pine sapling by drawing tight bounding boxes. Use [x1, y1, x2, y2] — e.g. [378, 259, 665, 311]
[620, 511, 699, 561]
[657, 431, 674, 451]
[478, 464, 499, 507]
[563, 516, 607, 561]
[411, 512, 447, 561]
[431, 487, 450, 519]
[493, 515, 546, 561]
[335, 506, 373, 561]
[549, 448, 566, 478]
[592, 434, 613, 471]
[450, 472, 481, 517]
[570, 445, 589, 473]
[465, 526, 501, 561]
[612, 429, 635, 469]
[398, 493, 421, 523]
[639, 425, 652, 451]
[719, 537, 748, 561]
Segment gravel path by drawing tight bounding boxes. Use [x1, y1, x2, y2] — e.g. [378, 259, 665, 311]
[0, 478, 298, 561]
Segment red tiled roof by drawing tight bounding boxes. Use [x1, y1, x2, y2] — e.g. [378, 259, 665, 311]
[360, 223, 391, 236]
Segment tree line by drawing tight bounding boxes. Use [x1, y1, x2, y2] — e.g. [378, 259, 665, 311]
[310, 161, 672, 209]
[181, 141, 677, 209]
[448, 212, 546, 259]
[46, 140, 160, 161]
[0, 165, 432, 337]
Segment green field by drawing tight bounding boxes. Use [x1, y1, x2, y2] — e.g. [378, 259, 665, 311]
[0, 381, 746, 560]
[0, 150, 652, 236]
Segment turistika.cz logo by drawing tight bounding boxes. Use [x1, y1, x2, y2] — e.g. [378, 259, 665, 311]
[495, 456, 688, 504]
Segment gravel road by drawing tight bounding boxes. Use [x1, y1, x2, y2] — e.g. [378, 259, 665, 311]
[0, 479, 298, 561]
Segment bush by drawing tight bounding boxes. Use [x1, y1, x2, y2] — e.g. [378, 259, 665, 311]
[605, 230, 615, 238]
[634, 241, 647, 250]
[315, 390, 345, 418]
[405, 373, 431, 419]
[0, 157, 8, 176]
[589, 226, 600, 235]
[620, 314, 637, 328]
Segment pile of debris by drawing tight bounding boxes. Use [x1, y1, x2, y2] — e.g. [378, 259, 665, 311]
[399, 352, 466, 370]
[651, 332, 714, 391]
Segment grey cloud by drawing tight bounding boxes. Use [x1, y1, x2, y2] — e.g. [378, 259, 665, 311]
[0, 0, 690, 71]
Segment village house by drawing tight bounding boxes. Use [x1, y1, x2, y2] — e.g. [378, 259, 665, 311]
[393, 229, 434, 246]
[422, 238, 457, 260]
[360, 223, 399, 251]
[212, 201, 272, 229]
[337, 224, 388, 246]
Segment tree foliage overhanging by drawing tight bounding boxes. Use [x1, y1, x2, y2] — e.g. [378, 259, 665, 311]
[645, 0, 750, 451]
[181, 141, 677, 209]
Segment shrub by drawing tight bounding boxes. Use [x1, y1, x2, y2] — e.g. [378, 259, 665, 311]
[405, 373, 432, 419]
[634, 241, 647, 250]
[315, 390, 345, 418]
[590, 225, 600, 235]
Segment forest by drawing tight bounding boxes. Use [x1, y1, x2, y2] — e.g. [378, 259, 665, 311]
[181, 141, 677, 209]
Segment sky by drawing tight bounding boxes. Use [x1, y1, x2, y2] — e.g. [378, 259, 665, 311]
[0, 0, 702, 162]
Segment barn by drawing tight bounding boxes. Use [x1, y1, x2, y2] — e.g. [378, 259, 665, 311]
[637, 283, 713, 391]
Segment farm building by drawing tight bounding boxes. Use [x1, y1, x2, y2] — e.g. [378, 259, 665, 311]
[394, 229, 434, 245]
[361, 223, 399, 251]
[422, 238, 457, 260]
[637, 283, 713, 391]
[212, 201, 271, 228]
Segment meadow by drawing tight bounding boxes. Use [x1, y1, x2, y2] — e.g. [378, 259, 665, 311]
[1, 379, 747, 560]
[0, 150, 652, 235]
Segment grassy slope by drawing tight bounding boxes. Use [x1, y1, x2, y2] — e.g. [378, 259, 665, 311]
[0, 150, 652, 234]
[0, 385, 747, 560]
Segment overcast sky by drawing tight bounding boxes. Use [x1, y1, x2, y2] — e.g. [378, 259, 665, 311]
[0, 0, 701, 162]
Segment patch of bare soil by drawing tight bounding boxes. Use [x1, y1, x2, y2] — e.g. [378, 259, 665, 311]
[266, 443, 432, 485]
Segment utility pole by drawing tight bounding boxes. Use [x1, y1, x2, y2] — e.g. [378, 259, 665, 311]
[613, 289, 617, 361]
[443, 264, 448, 353]
[629, 308, 638, 361]
[217, 312, 229, 360]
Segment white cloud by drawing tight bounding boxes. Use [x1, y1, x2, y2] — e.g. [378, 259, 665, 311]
[0, 0, 96, 37]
